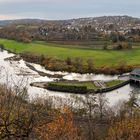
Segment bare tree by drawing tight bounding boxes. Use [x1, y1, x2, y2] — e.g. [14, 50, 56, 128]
[96, 94, 109, 121]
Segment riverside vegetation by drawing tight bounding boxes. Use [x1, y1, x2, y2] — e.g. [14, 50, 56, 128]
[0, 39, 140, 75]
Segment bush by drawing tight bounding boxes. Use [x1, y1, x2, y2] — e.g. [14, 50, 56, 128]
[47, 83, 87, 94]
[113, 42, 132, 50]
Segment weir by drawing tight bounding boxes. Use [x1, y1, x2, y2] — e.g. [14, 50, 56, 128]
[130, 69, 140, 83]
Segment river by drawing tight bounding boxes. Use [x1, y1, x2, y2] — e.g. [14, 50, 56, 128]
[0, 50, 139, 106]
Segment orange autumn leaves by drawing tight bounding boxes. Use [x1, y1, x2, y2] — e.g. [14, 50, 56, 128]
[106, 117, 140, 140]
[37, 107, 82, 140]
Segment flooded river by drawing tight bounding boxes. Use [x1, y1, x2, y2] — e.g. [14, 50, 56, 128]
[0, 50, 139, 106]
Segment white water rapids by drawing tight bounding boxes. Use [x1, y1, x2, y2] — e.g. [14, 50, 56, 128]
[0, 50, 139, 107]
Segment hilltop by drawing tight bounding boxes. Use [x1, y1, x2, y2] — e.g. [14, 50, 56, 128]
[0, 15, 140, 28]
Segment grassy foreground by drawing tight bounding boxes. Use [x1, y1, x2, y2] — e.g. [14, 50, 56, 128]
[1, 38, 140, 67]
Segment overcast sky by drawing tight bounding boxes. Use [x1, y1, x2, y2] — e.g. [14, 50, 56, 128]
[0, 0, 139, 20]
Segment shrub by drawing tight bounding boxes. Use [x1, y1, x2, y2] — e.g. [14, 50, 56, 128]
[113, 42, 132, 50]
[47, 83, 87, 94]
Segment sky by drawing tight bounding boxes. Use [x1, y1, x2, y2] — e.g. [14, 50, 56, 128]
[0, 0, 139, 20]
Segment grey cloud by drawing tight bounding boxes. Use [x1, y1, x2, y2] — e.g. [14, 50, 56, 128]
[0, 0, 139, 20]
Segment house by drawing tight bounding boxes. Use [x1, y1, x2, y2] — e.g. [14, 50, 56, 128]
[130, 68, 140, 83]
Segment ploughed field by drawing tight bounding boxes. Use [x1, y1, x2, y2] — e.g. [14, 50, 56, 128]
[1, 38, 140, 68]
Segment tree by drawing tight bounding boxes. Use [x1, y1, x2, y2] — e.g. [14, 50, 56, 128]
[0, 85, 35, 139]
[74, 57, 83, 73]
[96, 94, 108, 121]
[125, 91, 139, 117]
[106, 117, 140, 140]
[110, 33, 118, 43]
[36, 107, 82, 140]
[66, 57, 72, 65]
[106, 90, 140, 140]
[0, 44, 4, 52]
[87, 59, 94, 73]
[0, 80, 48, 139]
[40, 54, 45, 64]
[103, 43, 108, 50]
[76, 94, 98, 140]
[113, 42, 132, 50]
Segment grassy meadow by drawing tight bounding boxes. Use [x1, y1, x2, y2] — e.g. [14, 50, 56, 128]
[48, 80, 123, 91]
[1, 38, 140, 68]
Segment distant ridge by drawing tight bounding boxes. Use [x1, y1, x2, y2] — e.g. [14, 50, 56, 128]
[0, 16, 140, 28]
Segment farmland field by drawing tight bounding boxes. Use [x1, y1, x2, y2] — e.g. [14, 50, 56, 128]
[0, 38, 140, 67]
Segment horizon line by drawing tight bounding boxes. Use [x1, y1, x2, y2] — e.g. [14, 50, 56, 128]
[0, 14, 139, 21]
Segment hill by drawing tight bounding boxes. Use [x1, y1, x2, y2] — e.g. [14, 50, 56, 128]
[0, 16, 140, 28]
[0, 16, 140, 43]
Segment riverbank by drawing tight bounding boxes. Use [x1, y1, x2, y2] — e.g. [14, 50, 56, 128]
[1, 38, 140, 75]
[4, 54, 65, 79]
[25, 62, 64, 78]
[8, 49, 136, 75]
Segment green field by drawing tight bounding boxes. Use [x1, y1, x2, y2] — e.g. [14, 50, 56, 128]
[53, 81, 98, 90]
[49, 80, 123, 90]
[1, 38, 140, 67]
[106, 80, 123, 87]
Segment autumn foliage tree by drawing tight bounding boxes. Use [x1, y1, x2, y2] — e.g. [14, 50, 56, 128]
[36, 107, 83, 140]
[106, 117, 140, 140]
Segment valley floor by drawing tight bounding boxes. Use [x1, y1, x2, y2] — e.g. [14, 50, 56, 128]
[0, 39, 140, 68]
